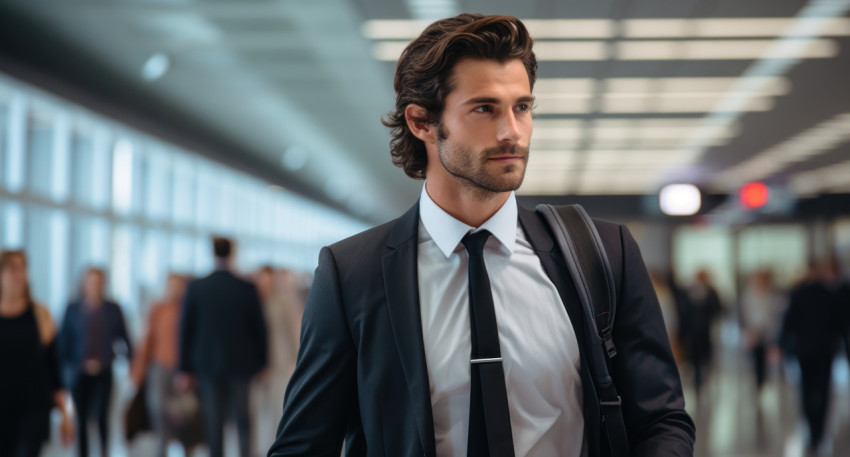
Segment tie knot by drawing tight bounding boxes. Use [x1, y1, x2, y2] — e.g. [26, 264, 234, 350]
[461, 230, 492, 256]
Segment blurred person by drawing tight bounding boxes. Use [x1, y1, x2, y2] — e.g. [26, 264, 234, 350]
[780, 261, 842, 453]
[252, 266, 301, 455]
[650, 270, 684, 365]
[739, 269, 786, 393]
[680, 269, 722, 397]
[823, 258, 850, 367]
[59, 267, 132, 457]
[270, 14, 693, 457]
[130, 273, 189, 457]
[0, 250, 74, 456]
[177, 237, 268, 457]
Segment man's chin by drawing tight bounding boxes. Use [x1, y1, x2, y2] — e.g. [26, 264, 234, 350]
[478, 173, 525, 193]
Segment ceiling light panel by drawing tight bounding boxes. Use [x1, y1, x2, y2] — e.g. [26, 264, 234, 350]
[523, 19, 614, 39]
[722, 112, 850, 185]
[623, 18, 850, 38]
[532, 41, 609, 61]
[534, 78, 595, 94]
[615, 39, 837, 60]
[791, 160, 850, 194]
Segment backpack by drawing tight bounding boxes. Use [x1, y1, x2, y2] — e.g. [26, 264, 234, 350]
[535, 204, 630, 457]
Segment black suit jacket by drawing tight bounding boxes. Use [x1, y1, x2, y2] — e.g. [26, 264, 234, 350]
[269, 204, 695, 457]
[178, 269, 268, 378]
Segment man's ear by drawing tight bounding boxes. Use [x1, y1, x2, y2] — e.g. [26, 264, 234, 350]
[405, 104, 437, 145]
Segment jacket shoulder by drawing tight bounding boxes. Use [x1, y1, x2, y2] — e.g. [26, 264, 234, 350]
[325, 217, 399, 263]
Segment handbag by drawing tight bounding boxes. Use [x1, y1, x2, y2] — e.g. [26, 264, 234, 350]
[124, 381, 152, 441]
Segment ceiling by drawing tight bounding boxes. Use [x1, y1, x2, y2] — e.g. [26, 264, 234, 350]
[1, 0, 849, 223]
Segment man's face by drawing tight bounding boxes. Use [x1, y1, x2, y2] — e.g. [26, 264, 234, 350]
[434, 58, 533, 193]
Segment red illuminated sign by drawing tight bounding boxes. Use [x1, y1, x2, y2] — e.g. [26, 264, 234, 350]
[741, 182, 769, 209]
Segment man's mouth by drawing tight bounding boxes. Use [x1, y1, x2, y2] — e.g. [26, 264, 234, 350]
[488, 155, 525, 163]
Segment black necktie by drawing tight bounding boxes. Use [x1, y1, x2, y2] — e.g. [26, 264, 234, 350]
[462, 230, 515, 457]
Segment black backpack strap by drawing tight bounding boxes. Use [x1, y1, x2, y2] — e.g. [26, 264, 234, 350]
[535, 203, 630, 457]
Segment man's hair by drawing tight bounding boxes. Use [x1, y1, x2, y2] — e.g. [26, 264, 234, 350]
[382, 13, 537, 179]
[212, 237, 233, 259]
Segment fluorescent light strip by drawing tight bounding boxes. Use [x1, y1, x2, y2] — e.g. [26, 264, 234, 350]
[683, 0, 850, 188]
[363, 17, 850, 40]
[623, 17, 850, 38]
[529, 41, 609, 60]
[374, 38, 836, 61]
[616, 38, 837, 60]
[723, 112, 850, 185]
[363, 19, 615, 40]
[791, 160, 850, 194]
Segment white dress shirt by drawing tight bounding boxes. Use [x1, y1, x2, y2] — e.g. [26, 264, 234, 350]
[417, 185, 584, 457]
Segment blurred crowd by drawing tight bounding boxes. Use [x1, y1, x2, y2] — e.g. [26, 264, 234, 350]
[652, 259, 850, 455]
[0, 238, 306, 457]
[4, 234, 850, 457]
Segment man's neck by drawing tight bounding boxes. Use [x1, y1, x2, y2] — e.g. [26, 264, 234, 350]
[215, 259, 230, 271]
[425, 179, 511, 228]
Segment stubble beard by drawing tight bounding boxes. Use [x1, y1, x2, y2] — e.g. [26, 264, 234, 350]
[436, 125, 529, 194]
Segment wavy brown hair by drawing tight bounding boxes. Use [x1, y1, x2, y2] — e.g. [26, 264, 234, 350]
[382, 13, 537, 179]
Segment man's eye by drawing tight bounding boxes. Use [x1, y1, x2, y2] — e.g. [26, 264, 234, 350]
[517, 104, 530, 111]
[473, 105, 492, 113]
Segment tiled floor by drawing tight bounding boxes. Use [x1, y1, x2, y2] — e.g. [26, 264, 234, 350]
[682, 320, 850, 457]
[41, 320, 850, 457]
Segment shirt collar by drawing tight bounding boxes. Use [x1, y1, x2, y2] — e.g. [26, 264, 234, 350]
[419, 183, 518, 258]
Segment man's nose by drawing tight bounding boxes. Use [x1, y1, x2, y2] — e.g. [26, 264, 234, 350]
[497, 112, 522, 143]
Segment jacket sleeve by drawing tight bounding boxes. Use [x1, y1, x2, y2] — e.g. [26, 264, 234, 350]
[114, 303, 133, 360]
[268, 247, 357, 457]
[178, 281, 198, 374]
[610, 225, 696, 456]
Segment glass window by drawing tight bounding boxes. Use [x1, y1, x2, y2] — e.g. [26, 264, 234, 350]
[170, 232, 195, 273]
[1, 201, 24, 248]
[48, 210, 69, 316]
[738, 224, 807, 288]
[172, 154, 196, 228]
[194, 163, 218, 231]
[71, 130, 95, 207]
[4, 95, 25, 193]
[111, 223, 139, 317]
[673, 226, 736, 305]
[27, 111, 55, 199]
[144, 148, 172, 222]
[194, 235, 212, 275]
[24, 206, 52, 311]
[0, 97, 7, 184]
[112, 138, 135, 215]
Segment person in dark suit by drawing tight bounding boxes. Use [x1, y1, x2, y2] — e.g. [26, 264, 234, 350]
[780, 262, 841, 452]
[269, 14, 694, 457]
[58, 267, 132, 457]
[680, 269, 723, 397]
[178, 237, 267, 457]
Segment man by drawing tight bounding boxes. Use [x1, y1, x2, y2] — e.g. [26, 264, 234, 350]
[178, 238, 268, 457]
[59, 267, 132, 457]
[269, 14, 694, 457]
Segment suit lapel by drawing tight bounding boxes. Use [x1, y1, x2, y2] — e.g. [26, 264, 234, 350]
[382, 203, 437, 457]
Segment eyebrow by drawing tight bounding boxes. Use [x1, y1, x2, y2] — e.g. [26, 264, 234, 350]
[463, 95, 535, 105]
